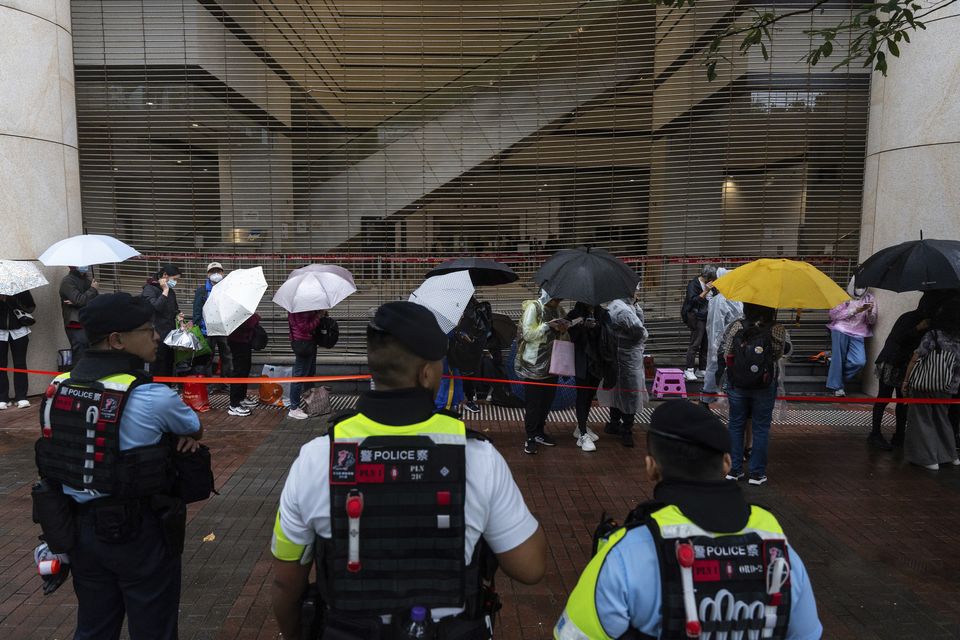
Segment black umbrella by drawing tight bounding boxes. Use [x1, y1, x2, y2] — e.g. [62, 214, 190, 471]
[426, 258, 518, 286]
[855, 239, 960, 292]
[535, 247, 639, 305]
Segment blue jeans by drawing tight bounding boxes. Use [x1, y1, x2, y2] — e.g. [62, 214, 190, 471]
[290, 340, 317, 409]
[827, 330, 866, 391]
[728, 384, 777, 476]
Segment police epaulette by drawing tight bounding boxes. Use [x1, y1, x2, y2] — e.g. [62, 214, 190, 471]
[130, 370, 154, 387]
[466, 428, 490, 443]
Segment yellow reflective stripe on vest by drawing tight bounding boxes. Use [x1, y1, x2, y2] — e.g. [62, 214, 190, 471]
[271, 509, 308, 562]
[334, 412, 467, 443]
[54, 372, 138, 392]
[652, 504, 785, 540]
[554, 527, 628, 640]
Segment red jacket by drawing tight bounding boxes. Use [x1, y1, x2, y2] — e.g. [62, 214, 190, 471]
[287, 311, 323, 342]
[229, 313, 261, 344]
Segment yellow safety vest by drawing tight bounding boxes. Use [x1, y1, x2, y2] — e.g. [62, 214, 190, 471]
[555, 504, 787, 640]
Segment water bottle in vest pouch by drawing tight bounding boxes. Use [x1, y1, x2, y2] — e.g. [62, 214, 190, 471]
[728, 325, 776, 389]
[327, 413, 468, 618]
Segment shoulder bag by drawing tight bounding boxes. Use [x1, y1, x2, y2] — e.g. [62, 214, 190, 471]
[908, 331, 957, 394]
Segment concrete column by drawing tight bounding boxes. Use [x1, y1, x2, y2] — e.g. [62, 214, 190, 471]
[859, 7, 960, 393]
[0, 1, 81, 395]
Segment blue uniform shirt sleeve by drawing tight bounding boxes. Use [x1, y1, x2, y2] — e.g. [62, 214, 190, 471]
[118, 384, 200, 450]
[595, 526, 662, 638]
[594, 528, 822, 640]
[785, 546, 823, 640]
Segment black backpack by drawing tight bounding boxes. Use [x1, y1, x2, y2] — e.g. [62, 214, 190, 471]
[728, 324, 776, 389]
[251, 324, 269, 351]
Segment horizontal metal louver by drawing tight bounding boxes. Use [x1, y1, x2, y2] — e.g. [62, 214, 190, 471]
[71, 0, 869, 359]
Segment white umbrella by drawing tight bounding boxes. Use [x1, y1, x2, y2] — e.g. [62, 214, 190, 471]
[408, 271, 475, 333]
[0, 260, 48, 295]
[203, 266, 268, 336]
[38, 234, 140, 266]
[272, 264, 357, 313]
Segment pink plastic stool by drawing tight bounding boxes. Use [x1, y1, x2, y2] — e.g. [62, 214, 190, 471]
[651, 368, 688, 399]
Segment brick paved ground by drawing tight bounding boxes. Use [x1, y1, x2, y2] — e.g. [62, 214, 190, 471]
[1, 396, 959, 639]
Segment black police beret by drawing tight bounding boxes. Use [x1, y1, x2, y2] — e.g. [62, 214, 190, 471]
[370, 301, 447, 361]
[80, 293, 154, 339]
[647, 400, 730, 453]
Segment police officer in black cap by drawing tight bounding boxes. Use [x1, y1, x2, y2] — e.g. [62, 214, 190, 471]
[555, 400, 823, 640]
[271, 301, 546, 639]
[33, 293, 205, 640]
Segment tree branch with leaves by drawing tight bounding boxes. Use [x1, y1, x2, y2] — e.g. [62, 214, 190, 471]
[646, 0, 956, 79]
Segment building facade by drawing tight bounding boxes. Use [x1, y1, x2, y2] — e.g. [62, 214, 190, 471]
[4, 0, 952, 391]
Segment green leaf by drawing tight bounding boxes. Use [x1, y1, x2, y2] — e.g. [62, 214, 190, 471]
[760, 42, 769, 59]
[706, 62, 717, 81]
[823, 40, 833, 57]
[904, 8, 914, 23]
[888, 40, 900, 56]
[876, 51, 888, 74]
[867, 14, 880, 26]
[903, 31, 911, 43]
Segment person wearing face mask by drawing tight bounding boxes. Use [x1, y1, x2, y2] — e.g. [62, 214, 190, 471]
[516, 289, 569, 455]
[826, 278, 878, 397]
[192, 262, 233, 386]
[270, 301, 546, 640]
[59, 266, 99, 365]
[141, 263, 183, 378]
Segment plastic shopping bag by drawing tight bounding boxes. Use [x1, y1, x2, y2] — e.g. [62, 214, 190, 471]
[548, 339, 576, 377]
[182, 375, 211, 413]
[259, 364, 292, 408]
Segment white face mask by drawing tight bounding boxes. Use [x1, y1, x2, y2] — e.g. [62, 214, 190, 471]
[209, 273, 224, 283]
[167, 279, 178, 289]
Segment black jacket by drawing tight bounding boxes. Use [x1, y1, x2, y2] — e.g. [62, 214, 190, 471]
[0, 291, 36, 331]
[566, 303, 607, 381]
[876, 309, 927, 367]
[681, 277, 709, 323]
[59, 270, 98, 327]
[141, 280, 180, 338]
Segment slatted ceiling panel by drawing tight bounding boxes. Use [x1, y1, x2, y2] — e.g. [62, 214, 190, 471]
[71, 0, 867, 360]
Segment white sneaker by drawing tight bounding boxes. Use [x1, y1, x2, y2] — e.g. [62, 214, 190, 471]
[833, 389, 846, 397]
[288, 408, 309, 420]
[240, 397, 259, 408]
[923, 463, 939, 471]
[695, 370, 706, 378]
[577, 435, 597, 452]
[227, 406, 251, 417]
[0, 402, 7, 410]
[572, 427, 600, 442]
[950, 458, 960, 466]
[16, 400, 30, 409]
[684, 368, 697, 381]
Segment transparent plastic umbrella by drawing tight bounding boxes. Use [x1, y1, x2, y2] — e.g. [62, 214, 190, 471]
[0, 260, 48, 295]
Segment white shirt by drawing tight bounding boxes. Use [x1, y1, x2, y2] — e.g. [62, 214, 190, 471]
[0, 327, 30, 341]
[278, 435, 540, 562]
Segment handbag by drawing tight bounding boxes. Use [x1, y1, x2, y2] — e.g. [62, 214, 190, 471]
[301, 386, 332, 417]
[908, 332, 957, 394]
[251, 324, 268, 351]
[548, 337, 576, 377]
[13, 308, 35, 326]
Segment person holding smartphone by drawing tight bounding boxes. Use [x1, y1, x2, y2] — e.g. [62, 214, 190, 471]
[826, 278, 878, 397]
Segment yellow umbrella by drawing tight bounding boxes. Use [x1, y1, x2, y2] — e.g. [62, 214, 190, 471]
[711, 258, 849, 309]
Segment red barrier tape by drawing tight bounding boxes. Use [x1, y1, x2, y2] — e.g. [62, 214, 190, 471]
[4, 367, 960, 405]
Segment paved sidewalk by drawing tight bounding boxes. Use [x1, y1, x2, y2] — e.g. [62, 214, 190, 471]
[1, 397, 958, 639]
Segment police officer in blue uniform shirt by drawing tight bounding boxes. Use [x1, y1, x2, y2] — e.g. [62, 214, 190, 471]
[34, 293, 203, 640]
[555, 401, 822, 640]
[271, 301, 546, 639]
